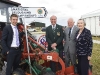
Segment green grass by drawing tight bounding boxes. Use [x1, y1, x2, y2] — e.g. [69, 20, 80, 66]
[91, 43, 100, 75]
[92, 37, 100, 41]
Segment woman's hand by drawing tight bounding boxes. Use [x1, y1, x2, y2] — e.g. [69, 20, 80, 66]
[88, 56, 91, 60]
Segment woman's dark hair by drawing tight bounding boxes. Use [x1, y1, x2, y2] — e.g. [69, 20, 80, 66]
[78, 19, 86, 26]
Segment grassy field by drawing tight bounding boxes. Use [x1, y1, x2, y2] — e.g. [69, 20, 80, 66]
[91, 43, 100, 75]
[92, 37, 100, 41]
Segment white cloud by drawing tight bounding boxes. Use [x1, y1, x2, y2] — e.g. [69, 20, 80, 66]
[12, 0, 100, 26]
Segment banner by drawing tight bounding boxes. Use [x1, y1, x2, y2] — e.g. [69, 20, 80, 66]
[8, 7, 48, 18]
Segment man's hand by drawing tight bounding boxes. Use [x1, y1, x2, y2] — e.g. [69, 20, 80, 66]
[7, 51, 9, 54]
[63, 40, 66, 44]
[53, 47, 56, 50]
[51, 43, 57, 49]
[88, 56, 91, 60]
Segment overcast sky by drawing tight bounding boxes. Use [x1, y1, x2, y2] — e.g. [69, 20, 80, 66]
[12, 0, 100, 26]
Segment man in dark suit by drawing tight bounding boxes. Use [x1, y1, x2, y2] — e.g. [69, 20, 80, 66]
[46, 15, 64, 72]
[1, 14, 24, 75]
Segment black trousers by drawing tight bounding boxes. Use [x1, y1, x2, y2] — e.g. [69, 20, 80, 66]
[77, 56, 89, 75]
[50, 49, 63, 72]
[6, 48, 21, 75]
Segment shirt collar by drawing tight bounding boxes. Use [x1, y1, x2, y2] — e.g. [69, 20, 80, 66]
[11, 24, 17, 28]
[69, 25, 74, 33]
[52, 24, 56, 28]
[71, 25, 74, 30]
[69, 25, 74, 29]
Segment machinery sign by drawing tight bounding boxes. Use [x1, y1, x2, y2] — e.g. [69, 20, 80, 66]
[47, 56, 52, 60]
[38, 35, 48, 48]
[8, 7, 48, 18]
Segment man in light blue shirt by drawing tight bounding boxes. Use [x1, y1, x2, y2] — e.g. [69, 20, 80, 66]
[1, 14, 24, 75]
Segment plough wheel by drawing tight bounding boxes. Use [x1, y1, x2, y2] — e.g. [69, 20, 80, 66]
[12, 68, 25, 75]
[41, 71, 56, 75]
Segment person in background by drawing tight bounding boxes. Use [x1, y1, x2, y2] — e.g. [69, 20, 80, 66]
[76, 19, 93, 75]
[64, 18, 79, 73]
[46, 15, 64, 72]
[1, 14, 24, 75]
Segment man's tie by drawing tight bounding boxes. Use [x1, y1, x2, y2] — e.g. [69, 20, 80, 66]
[52, 26, 55, 32]
[69, 28, 71, 38]
[14, 26, 19, 47]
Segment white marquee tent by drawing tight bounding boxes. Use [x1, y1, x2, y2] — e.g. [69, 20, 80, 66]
[81, 9, 100, 36]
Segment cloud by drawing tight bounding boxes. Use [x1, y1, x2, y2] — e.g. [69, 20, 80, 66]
[11, 0, 100, 26]
[48, 10, 60, 15]
[67, 4, 75, 10]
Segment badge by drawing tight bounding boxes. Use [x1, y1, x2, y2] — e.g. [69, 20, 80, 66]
[57, 32, 60, 36]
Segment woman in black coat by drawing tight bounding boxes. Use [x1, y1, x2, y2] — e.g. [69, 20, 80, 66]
[76, 19, 93, 75]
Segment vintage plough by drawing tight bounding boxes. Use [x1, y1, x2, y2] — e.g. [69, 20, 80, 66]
[0, 24, 92, 75]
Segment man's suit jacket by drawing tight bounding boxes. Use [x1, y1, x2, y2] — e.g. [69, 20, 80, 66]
[46, 24, 63, 51]
[76, 28, 93, 56]
[64, 25, 79, 54]
[1, 24, 24, 55]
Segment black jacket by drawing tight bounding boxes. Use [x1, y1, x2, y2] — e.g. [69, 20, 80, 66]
[1, 24, 24, 55]
[76, 28, 93, 56]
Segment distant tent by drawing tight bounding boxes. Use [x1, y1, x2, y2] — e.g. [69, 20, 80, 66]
[29, 22, 45, 28]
